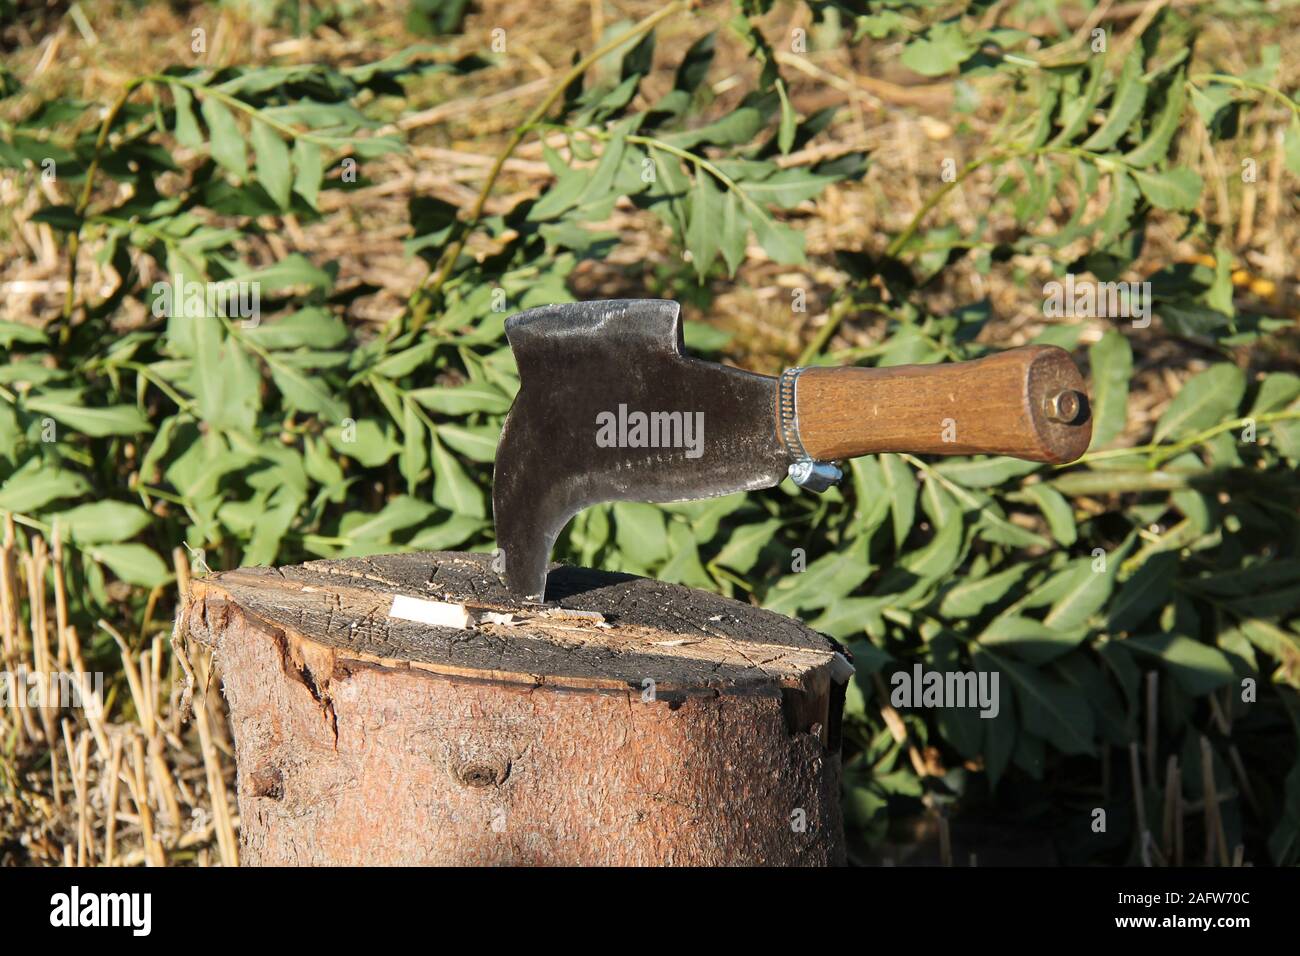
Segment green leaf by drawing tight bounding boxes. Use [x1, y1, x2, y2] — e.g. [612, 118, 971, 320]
[408, 514, 484, 551]
[269, 359, 348, 420]
[674, 31, 716, 93]
[0, 465, 91, 512]
[767, 537, 874, 616]
[898, 515, 964, 582]
[978, 663, 1017, 788]
[408, 383, 512, 415]
[776, 80, 796, 154]
[529, 164, 589, 221]
[974, 500, 1049, 549]
[1132, 167, 1202, 211]
[0, 320, 48, 347]
[303, 434, 345, 495]
[980, 616, 1086, 665]
[1041, 555, 1118, 631]
[189, 323, 224, 424]
[613, 502, 669, 567]
[49, 500, 152, 544]
[750, 211, 804, 264]
[664, 107, 763, 149]
[1153, 363, 1246, 443]
[170, 84, 204, 148]
[243, 486, 302, 565]
[1108, 552, 1176, 632]
[251, 119, 292, 208]
[325, 419, 398, 467]
[900, 21, 976, 77]
[881, 453, 916, 550]
[662, 494, 745, 543]
[741, 168, 843, 208]
[1189, 559, 1300, 598]
[238, 253, 333, 294]
[934, 456, 1040, 488]
[400, 401, 426, 491]
[920, 473, 959, 528]
[191, 321, 259, 433]
[686, 171, 722, 278]
[1023, 482, 1077, 546]
[1122, 633, 1235, 695]
[846, 638, 893, 677]
[88, 543, 171, 588]
[200, 96, 248, 178]
[1050, 59, 1106, 146]
[718, 188, 749, 274]
[431, 435, 485, 517]
[1023, 81, 1060, 149]
[642, 145, 691, 233]
[1274, 420, 1300, 460]
[986, 648, 1094, 755]
[1216, 584, 1300, 619]
[682, 321, 732, 353]
[246, 308, 348, 350]
[1055, 652, 1130, 746]
[1250, 372, 1300, 415]
[1285, 116, 1300, 178]
[1082, 53, 1148, 151]
[565, 124, 629, 218]
[1121, 70, 1187, 168]
[1088, 330, 1132, 448]
[713, 518, 780, 574]
[1231, 619, 1300, 683]
[938, 563, 1028, 618]
[808, 595, 883, 640]
[657, 520, 713, 589]
[849, 456, 891, 539]
[292, 137, 323, 207]
[341, 495, 436, 543]
[1096, 170, 1140, 247]
[437, 423, 498, 463]
[368, 341, 438, 380]
[1190, 83, 1234, 130]
[0, 405, 19, 456]
[28, 205, 82, 232]
[24, 397, 149, 437]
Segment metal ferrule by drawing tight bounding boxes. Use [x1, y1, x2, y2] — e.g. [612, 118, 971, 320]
[777, 367, 842, 493]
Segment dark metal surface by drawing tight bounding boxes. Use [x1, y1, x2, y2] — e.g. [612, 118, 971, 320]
[492, 299, 791, 602]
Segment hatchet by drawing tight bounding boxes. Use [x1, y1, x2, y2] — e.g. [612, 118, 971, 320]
[492, 299, 1091, 602]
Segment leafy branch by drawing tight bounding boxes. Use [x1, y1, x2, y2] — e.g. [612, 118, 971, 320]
[403, 0, 688, 335]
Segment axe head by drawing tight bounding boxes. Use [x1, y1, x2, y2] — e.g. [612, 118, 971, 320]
[492, 299, 788, 602]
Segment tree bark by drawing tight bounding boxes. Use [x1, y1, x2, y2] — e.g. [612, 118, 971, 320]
[182, 552, 851, 866]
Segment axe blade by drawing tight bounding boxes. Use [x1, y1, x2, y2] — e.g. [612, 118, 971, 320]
[492, 299, 789, 602]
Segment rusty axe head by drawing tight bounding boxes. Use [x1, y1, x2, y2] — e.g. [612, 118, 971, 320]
[492, 299, 788, 602]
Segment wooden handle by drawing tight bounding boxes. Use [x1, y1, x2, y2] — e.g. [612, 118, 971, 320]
[791, 345, 1092, 464]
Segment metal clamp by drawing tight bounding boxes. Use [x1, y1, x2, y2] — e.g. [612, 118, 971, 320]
[778, 367, 842, 493]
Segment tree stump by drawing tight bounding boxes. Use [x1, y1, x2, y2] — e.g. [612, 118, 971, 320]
[182, 551, 852, 866]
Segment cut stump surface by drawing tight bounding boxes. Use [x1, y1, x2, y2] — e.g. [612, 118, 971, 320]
[184, 551, 850, 865]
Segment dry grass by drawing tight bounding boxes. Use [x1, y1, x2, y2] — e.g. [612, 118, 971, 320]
[0, 514, 237, 865]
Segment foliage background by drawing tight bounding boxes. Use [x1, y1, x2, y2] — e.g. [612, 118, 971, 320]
[2, 0, 1299, 865]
